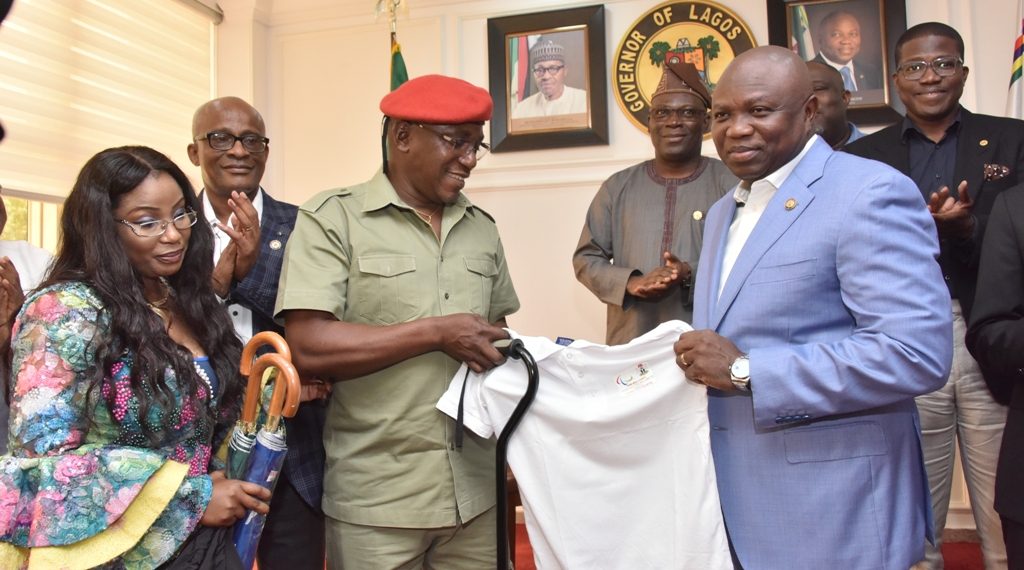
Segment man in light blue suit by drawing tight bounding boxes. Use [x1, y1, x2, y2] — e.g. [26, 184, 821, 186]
[673, 46, 952, 569]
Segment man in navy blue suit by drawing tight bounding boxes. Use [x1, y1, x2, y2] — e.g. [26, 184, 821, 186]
[188, 97, 327, 569]
[674, 46, 951, 569]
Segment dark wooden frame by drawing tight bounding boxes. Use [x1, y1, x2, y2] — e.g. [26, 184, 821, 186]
[767, 0, 907, 125]
[487, 5, 608, 152]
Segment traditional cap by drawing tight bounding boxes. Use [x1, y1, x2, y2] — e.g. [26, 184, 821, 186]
[652, 58, 712, 108]
[380, 74, 492, 123]
[530, 40, 565, 65]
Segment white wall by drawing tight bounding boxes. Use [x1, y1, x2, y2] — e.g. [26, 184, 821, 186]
[216, 0, 1019, 345]
[216, 0, 1018, 528]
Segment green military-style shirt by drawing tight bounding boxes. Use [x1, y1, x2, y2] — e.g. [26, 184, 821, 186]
[275, 169, 520, 528]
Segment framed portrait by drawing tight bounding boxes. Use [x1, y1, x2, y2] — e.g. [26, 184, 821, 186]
[767, 0, 907, 124]
[487, 5, 608, 152]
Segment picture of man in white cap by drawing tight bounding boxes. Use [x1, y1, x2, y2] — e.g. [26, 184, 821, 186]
[512, 39, 588, 119]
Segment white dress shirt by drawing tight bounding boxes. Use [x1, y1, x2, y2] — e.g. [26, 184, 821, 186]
[203, 188, 264, 343]
[719, 135, 819, 299]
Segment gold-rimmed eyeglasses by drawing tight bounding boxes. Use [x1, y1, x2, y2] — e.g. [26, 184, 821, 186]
[118, 209, 199, 238]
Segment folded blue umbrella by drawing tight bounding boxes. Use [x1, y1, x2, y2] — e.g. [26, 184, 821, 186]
[228, 339, 301, 569]
[232, 429, 288, 569]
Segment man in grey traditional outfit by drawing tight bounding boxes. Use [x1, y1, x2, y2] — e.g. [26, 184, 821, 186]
[573, 59, 737, 345]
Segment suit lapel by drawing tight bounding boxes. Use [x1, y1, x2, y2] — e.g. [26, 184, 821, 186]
[695, 197, 734, 329]
[954, 110, 993, 202]
[709, 142, 827, 330]
[235, 191, 283, 317]
[885, 124, 911, 174]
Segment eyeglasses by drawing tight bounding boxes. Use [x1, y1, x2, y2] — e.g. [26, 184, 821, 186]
[118, 209, 199, 238]
[896, 56, 963, 81]
[194, 131, 270, 153]
[415, 124, 490, 161]
[532, 65, 565, 76]
[650, 106, 705, 122]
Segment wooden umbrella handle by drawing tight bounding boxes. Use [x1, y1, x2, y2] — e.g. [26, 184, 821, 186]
[256, 353, 301, 431]
[240, 331, 292, 376]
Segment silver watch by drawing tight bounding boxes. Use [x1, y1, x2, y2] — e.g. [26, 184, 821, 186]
[730, 355, 751, 392]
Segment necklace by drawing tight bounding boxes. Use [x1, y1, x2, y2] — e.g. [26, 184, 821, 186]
[193, 360, 215, 403]
[412, 205, 441, 224]
[147, 278, 173, 330]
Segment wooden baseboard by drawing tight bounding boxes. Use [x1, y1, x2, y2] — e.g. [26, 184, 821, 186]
[943, 528, 980, 543]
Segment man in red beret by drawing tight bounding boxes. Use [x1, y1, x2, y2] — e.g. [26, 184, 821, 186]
[275, 74, 520, 569]
[574, 59, 736, 345]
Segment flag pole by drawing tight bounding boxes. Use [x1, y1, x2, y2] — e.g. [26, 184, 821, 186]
[386, 0, 408, 91]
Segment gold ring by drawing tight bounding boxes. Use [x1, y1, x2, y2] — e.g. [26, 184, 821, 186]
[677, 352, 689, 367]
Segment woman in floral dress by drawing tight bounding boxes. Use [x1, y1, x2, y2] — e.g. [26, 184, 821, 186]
[0, 146, 270, 569]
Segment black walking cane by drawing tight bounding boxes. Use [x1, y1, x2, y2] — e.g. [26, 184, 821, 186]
[454, 338, 539, 570]
[493, 338, 538, 570]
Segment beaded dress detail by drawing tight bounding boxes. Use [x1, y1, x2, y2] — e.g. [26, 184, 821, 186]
[0, 282, 230, 569]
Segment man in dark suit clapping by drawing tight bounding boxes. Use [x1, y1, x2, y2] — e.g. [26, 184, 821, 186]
[188, 97, 328, 570]
[848, 21, 1024, 568]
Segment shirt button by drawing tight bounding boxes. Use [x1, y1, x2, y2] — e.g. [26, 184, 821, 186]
[444, 292, 450, 300]
[232, 310, 239, 316]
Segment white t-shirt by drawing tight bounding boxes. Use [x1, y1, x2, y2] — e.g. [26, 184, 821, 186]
[437, 321, 731, 570]
[0, 240, 51, 291]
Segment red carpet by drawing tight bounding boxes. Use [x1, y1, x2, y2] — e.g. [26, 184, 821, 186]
[513, 523, 982, 569]
[941, 541, 985, 570]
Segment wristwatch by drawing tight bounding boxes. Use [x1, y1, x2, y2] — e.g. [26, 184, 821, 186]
[730, 355, 751, 392]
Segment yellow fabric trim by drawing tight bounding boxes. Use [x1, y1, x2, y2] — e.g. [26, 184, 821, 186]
[0, 543, 28, 569]
[25, 460, 190, 570]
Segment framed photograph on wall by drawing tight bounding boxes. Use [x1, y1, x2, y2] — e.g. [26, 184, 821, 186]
[487, 5, 608, 152]
[767, 0, 907, 124]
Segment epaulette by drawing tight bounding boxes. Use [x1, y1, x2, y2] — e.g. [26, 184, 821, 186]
[302, 187, 354, 213]
[470, 203, 496, 223]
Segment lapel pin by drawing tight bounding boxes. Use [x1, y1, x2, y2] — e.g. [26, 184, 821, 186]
[692, 210, 703, 221]
[979, 139, 989, 147]
[784, 198, 797, 210]
[270, 239, 283, 250]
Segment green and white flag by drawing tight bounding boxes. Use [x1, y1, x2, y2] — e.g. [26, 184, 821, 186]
[391, 31, 408, 91]
[791, 6, 814, 60]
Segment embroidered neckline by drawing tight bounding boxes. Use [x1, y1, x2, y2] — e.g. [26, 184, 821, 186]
[193, 360, 215, 404]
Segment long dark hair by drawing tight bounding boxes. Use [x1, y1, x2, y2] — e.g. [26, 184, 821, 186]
[40, 145, 243, 442]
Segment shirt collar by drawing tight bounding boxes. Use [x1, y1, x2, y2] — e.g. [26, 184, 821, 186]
[733, 134, 819, 205]
[362, 168, 474, 215]
[818, 52, 854, 72]
[901, 107, 963, 142]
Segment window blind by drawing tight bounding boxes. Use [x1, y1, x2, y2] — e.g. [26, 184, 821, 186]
[0, 0, 214, 199]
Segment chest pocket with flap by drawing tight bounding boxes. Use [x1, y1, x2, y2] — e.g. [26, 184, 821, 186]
[355, 255, 418, 324]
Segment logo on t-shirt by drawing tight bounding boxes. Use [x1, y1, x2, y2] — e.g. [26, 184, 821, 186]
[616, 362, 654, 392]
